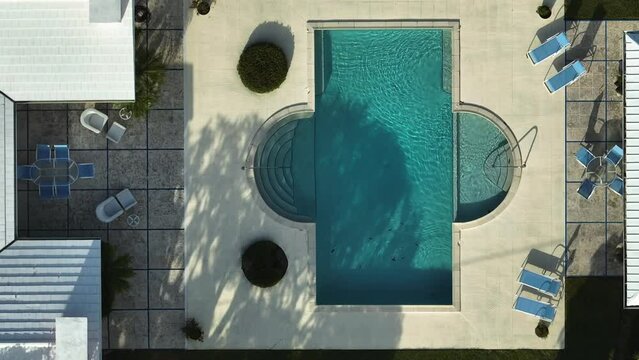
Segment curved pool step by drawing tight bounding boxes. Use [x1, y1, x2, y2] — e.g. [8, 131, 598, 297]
[253, 119, 314, 223]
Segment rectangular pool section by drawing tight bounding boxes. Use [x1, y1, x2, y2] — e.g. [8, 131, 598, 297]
[314, 29, 454, 305]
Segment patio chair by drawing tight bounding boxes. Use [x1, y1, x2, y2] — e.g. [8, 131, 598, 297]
[575, 146, 596, 168]
[604, 145, 624, 166]
[115, 189, 137, 211]
[96, 188, 136, 223]
[55, 184, 70, 199]
[36, 144, 51, 161]
[106, 122, 126, 143]
[544, 60, 587, 94]
[54, 144, 70, 160]
[39, 185, 55, 199]
[16, 165, 37, 181]
[77, 163, 95, 179]
[518, 269, 562, 298]
[577, 179, 597, 200]
[513, 296, 556, 322]
[609, 176, 624, 197]
[528, 32, 571, 65]
[80, 108, 108, 134]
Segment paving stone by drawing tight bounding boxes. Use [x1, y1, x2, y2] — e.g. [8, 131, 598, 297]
[149, 230, 184, 268]
[68, 190, 108, 229]
[68, 229, 108, 242]
[565, 21, 606, 61]
[607, 21, 639, 61]
[109, 190, 148, 230]
[566, 182, 605, 222]
[148, 150, 183, 188]
[17, 191, 28, 230]
[149, 270, 184, 308]
[148, 0, 184, 30]
[68, 110, 108, 150]
[28, 192, 68, 230]
[152, 70, 183, 109]
[149, 310, 185, 349]
[16, 111, 28, 150]
[27, 110, 68, 146]
[109, 310, 149, 349]
[566, 142, 589, 182]
[108, 150, 148, 189]
[148, 30, 183, 69]
[607, 187, 624, 222]
[28, 103, 68, 111]
[148, 110, 184, 148]
[566, 223, 606, 276]
[70, 150, 107, 190]
[148, 190, 184, 228]
[606, 223, 624, 276]
[606, 101, 623, 142]
[107, 110, 147, 149]
[108, 230, 148, 269]
[566, 101, 605, 142]
[566, 61, 605, 101]
[113, 270, 148, 310]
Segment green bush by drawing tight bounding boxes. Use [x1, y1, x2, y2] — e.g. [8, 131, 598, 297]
[182, 318, 204, 342]
[537, 5, 552, 19]
[101, 242, 134, 317]
[535, 322, 549, 338]
[241, 239, 288, 287]
[237, 43, 288, 93]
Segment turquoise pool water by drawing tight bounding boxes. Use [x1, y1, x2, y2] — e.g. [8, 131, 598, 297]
[252, 29, 512, 305]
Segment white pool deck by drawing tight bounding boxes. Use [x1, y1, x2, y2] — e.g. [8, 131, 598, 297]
[184, 0, 565, 349]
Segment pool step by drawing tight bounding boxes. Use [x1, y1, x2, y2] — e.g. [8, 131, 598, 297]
[441, 29, 452, 94]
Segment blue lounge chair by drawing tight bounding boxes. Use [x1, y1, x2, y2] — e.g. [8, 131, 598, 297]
[54, 144, 70, 160]
[576, 146, 595, 168]
[16, 165, 37, 181]
[604, 145, 624, 166]
[528, 32, 571, 65]
[609, 176, 624, 197]
[39, 185, 55, 199]
[518, 269, 561, 297]
[77, 163, 95, 179]
[36, 144, 51, 161]
[55, 184, 70, 199]
[514, 296, 556, 322]
[578, 179, 597, 200]
[545, 60, 587, 94]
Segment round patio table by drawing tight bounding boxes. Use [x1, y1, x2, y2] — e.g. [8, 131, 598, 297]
[585, 156, 619, 186]
[33, 159, 79, 186]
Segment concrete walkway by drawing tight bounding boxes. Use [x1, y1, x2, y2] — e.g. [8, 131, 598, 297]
[184, 0, 565, 349]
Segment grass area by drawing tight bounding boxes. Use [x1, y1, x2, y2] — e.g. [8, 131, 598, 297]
[566, 0, 639, 20]
[105, 278, 638, 360]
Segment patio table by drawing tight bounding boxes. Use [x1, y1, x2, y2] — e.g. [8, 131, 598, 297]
[585, 156, 619, 187]
[33, 158, 79, 186]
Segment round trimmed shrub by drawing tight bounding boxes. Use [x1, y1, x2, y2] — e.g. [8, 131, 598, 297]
[535, 322, 549, 338]
[242, 239, 288, 287]
[537, 5, 551, 19]
[237, 43, 288, 93]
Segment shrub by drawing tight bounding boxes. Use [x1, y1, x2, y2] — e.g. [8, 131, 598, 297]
[117, 29, 166, 118]
[535, 321, 549, 338]
[101, 242, 134, 317]
[237, 43, 288, 93]
[241, 239, 288, 287]
[182, 318, 204, 342]
[537, 5, 552, 19]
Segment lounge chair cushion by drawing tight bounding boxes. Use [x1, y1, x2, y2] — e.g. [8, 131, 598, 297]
[518, 269, 561, 297]
[514, 296, 556, 322]
[115, 189, 137, 210]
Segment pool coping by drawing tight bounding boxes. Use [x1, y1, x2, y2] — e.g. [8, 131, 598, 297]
[244, 19, 523, 313]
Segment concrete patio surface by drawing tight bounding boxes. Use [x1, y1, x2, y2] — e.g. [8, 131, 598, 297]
[184, 0, 566, 349]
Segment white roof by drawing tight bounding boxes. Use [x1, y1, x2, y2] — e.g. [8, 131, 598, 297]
[625, 31, 639, 307]
[0, 0, 135, 102]
[0, 239, 102, 360]
[0, 94, 15, 250]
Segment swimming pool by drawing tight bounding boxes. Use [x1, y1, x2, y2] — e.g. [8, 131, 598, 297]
[252, 28, 513, 305]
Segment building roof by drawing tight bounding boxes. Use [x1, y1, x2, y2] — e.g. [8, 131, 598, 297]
[0, 0, 135, 102]
[0, 239, 102, 360]
[625, 31, 639, 307]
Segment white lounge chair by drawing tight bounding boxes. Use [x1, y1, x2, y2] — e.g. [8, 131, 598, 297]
[80, 108, 108, 134]
[96, 189, 137, 223]
[545, 60, 587, 94]
[528, 32, 571, 65]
